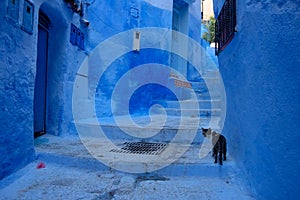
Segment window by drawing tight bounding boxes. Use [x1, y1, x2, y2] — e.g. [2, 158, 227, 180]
[21, 0, 34, 34]
[70, 24, 84, 50]
[6, 0, 20, 23]
[70, 24, 77, 45]
[215, 0, 236, 55]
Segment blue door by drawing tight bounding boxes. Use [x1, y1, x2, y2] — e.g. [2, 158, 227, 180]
[34, 24, 48, 137]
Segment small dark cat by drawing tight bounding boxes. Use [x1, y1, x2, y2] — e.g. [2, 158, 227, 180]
[202, 128, 227, 165]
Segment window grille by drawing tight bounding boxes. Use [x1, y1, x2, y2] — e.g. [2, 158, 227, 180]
[39, 11, 50, 30]
[215, 0, 236, 55]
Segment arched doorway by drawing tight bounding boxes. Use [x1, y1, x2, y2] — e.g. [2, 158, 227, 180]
[34, 1, 68, 137]
[34, 11, 50, 138]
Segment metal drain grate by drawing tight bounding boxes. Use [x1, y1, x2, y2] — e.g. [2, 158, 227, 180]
[110, 142, 168, 155]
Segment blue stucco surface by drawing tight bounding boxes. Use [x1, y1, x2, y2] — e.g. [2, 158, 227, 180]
[87, 1, 202, 119]
[0, 0, 203, 179]
[214, 1, 300, 199]
[0, 1, 37, 179]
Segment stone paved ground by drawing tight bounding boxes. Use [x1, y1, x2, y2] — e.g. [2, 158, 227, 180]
[0, 134, 256, 200]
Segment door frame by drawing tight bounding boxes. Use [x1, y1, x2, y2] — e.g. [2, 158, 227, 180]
[34, 11, 50, 138]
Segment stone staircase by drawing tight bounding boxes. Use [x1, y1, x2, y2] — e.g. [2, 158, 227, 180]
[151, 69, 223, 118]
[71, 69, 224, 144]
[69, 69, 227, 174]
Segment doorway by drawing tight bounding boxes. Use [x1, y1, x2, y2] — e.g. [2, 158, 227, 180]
[171, 0, 189, 77]
[34, 11, 50, 138]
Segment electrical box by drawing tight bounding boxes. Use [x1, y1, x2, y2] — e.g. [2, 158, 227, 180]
[133, 31, 140, 51]
[6, 0, 20, 23]
[21, 0, 34, 34]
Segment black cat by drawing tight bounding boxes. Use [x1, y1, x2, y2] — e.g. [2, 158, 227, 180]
[202, 128, 227, 165]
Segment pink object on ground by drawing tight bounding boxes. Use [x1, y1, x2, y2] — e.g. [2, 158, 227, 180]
[36, 162, 46, 169]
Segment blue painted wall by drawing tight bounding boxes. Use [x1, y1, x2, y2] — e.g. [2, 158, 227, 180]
[214, 1, 300, 199]
[0, 0, 86, 179]
[86, 0, 202, 118]
[0, 0, 36, 179]
[0, 0, 202, 179]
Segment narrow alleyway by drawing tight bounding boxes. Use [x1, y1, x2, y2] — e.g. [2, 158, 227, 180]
[1, 0, 298, 199]
[0, 134, 255, 200]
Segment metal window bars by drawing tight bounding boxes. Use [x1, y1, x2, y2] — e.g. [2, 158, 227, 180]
[215, 0, 236, 55]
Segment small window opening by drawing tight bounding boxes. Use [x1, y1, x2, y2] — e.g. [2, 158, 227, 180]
[27, 6, 31, 14]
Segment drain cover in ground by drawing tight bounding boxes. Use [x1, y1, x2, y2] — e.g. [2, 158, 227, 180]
[110, 142, 168, 155]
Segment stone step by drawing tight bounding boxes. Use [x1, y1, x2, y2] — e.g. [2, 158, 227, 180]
[190, 79, 220, 87]
[152, 107, 221, 117]
[190, 81, 207, 92]
[154, 100, 222, 110]
[71, 115, 221, 143]
[72, 118, 204, 143]
[191, 88, 221, 98]
[202, 70, 220, 78]
[198, 99, 222, 109]
[192, 79, 220, 84]
[196, 92, 221, 100]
